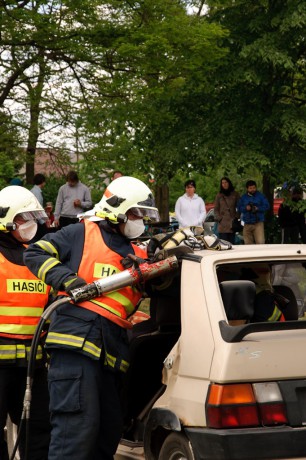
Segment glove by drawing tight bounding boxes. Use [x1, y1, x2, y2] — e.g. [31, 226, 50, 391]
[121, 254, 147, 269]
[62, 276, 87, 294]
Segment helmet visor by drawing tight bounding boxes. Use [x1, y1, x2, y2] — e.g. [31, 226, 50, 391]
[129, 207, 160, 223]
[16, 210, 48, 222]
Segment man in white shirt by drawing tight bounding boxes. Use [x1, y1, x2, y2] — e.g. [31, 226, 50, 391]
[175, 179, 206, 228]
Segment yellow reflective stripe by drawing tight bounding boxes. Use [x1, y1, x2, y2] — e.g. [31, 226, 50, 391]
[0, 344, 42, 360]
[105, 352, 129, 373]
[105, 352, 116, 367]
[268, 305, 282, 322]
[106, 292, 135, 315]
[0, 345, 22, 359]
[0, 324, 37, 334]
[46, 332, 84, 348]
[0, 307, 43, 316]
[120, 359, 129, 373]
[38, 257, 61, 282]
[35, 240, 59, 259]
[83, 340, 101, 358]
[91, 299, 122, 317]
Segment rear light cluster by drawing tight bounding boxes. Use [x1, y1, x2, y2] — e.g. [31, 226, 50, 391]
[206, 382, 288, 429]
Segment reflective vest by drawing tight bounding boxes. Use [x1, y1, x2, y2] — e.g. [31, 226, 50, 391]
[0, 252, 50, 340]
[75, 220, 147, 329]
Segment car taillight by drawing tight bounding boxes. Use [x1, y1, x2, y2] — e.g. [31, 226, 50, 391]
[253, 382, 287, 426]
[206, 382, 288, 429]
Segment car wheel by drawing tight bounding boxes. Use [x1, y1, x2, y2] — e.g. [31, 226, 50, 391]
[158, 432, 195, 460]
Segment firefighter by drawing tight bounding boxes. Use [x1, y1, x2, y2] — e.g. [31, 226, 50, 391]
[24, 176, 160, 460]
[0, 185, 51, 460]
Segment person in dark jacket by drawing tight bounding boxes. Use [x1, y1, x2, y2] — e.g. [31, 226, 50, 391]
[0, 186, 51, 460]
[278, 188, 306, 243]
[237, 180, 270, 244]
[214, 177, 240, 244]
[24, 176, 160, 460]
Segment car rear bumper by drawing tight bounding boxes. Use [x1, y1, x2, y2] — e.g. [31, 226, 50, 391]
[185, 426, 306, 460]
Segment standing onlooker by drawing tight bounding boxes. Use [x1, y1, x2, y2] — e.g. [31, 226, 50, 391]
[0, 186, 51, 460]
[175, 179, 206, 228]
[54, 171, 92, 227]
[278, 187, 306, 243]
[111, 170, 124, 181]
[30, 173, 46, 207]
[237, 180, 270, 244]
[214, 177, 240, 244]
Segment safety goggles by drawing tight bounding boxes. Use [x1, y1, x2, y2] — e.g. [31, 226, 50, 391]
[129, 207, 160, 222]
[16, 211, 48, 221]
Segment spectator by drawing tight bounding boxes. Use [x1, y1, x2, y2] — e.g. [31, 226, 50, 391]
[237, 180, 270, 244]
[45, 201, 55, 227]
[9, 177, 23, 186]
[54, 171, 92, 228]
[214, 177, 240, 244]
[30, 173, 46, 207]
[278, 187, 306, 243]
[175, 179, 206, 228]
[112, 170, 124, 181]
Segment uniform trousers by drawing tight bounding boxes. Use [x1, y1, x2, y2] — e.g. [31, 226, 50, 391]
[47, 349, 123, 460]
[0, 366, 50, 460]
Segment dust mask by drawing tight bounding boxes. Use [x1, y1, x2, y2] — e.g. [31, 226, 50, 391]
[123, 219, 145, 239]
[17, 220, 38, 241]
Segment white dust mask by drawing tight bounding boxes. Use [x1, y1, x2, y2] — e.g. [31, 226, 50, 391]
[17, 220, 38, 241]
[123, 219, 145, 239]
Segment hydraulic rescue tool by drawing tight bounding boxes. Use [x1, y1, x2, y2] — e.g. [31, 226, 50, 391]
[9, 255, 179, 460]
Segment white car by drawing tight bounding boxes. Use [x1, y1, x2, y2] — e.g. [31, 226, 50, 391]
[116, 244, 306, 460]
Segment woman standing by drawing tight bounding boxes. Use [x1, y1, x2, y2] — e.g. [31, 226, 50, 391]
[214, 177, 240, 244]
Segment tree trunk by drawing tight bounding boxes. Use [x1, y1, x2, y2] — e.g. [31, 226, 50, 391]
[25, 54, 46, 185]
[263, 172, 274, 219]
[155, 183, 169, 222]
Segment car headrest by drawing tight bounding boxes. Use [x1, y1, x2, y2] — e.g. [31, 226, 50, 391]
[220, 280, 256, 321]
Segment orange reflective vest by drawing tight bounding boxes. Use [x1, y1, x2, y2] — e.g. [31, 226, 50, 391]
[75, 220, 147, 329]
[0, 252, 50, 339]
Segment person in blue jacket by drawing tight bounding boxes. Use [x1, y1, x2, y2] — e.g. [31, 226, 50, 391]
[237, 180, 270, 244]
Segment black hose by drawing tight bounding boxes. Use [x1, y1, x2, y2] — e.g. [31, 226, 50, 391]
[9, 297, 71, 460]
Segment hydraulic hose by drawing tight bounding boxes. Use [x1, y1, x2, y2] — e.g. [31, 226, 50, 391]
[9, 297, 69, 460]
[9, 255, 178, 460]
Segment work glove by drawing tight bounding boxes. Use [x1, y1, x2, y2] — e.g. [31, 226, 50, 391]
[62, 276, 87, 295]
[120, 254, 147, 269]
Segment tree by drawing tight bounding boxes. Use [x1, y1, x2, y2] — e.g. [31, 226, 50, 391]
[78, 0, 228, 219]
[202, 0, 306, 210]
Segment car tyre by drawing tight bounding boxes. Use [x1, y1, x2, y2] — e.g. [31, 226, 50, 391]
[158, 432, 195, 460]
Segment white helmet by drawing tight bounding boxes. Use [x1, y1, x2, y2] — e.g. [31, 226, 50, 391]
[0, 186, 47, 232]
[95, 176, 160, 223]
